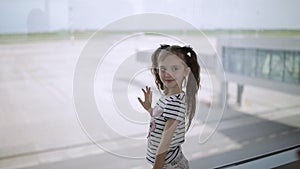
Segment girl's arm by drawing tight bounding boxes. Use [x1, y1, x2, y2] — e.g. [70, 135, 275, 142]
[152, 118, 179, 169]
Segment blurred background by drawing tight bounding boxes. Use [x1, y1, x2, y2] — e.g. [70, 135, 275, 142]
[0, 0, 300, 169]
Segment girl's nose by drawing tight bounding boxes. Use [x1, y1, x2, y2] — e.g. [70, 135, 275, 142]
[164, 71, 172, 78]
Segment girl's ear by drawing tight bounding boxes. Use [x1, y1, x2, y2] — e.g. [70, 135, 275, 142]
[185, 67, 191, 76]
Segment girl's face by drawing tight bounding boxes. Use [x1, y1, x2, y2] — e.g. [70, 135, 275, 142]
[158, 54, 190, 92]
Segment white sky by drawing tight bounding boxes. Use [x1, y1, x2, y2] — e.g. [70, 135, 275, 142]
[0, 0, 300, 33]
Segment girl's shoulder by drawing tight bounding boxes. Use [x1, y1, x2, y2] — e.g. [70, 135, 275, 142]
[163, 92, 186, 105]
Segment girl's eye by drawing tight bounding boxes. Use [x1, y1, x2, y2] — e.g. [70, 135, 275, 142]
[172, 67, 179, 71]
[160, 67, 166, 72]
[159, 66, 179, 73]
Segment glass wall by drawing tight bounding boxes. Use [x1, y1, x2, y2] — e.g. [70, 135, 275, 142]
[1, 1, 300, 169]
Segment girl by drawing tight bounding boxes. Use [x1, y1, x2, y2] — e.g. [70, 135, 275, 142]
[138, 44, 200, 169]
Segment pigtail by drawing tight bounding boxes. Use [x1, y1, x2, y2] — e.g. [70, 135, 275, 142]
[184, 47, 200, 130]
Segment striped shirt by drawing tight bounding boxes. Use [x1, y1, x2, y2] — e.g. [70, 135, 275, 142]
[146, 92, 186, 165]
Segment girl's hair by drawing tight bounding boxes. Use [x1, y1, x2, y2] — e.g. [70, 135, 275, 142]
[151, 44, 200, 130]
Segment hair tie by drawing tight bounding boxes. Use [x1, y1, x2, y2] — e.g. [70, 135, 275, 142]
[182, 45, 193, 57]
[187, 52, 191, 57]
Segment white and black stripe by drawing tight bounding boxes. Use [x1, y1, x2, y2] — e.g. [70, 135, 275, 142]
[146, 92, 186, 165]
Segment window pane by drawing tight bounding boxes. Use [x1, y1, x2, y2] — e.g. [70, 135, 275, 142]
[283, 51, 299, 84]
[224, 47, 245, 75]
[270, 51, 284, 81]
[243, 48, 256, 77]
[256, 50, 270, 79]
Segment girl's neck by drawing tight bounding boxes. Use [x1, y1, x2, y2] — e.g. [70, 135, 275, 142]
[164, 87, 183, 97]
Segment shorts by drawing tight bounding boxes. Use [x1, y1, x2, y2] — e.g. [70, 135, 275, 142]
[164, 152, 189, 169]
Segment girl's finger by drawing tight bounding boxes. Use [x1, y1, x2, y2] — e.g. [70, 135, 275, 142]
[137, 97, 143, 104]
[142, 88, 146, 95]
[149, 91, 152, 101]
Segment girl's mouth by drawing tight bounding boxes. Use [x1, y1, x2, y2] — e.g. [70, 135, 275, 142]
[165, 79, 175, 83]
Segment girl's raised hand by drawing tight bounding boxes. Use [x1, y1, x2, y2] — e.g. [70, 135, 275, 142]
[137, 86, 152, 112]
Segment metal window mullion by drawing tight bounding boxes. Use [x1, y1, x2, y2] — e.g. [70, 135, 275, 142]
[268, 50, 273, 79]
[254, 49, 258, 77]
[292, 52, 295, 75]
[222, 47, 226, 71]
[298, 51, 300, 84]
[282, 51, 286, 82]
[242, 48, 246, 75]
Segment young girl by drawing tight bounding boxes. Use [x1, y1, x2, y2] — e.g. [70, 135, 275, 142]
[138, 44, 200, 169]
